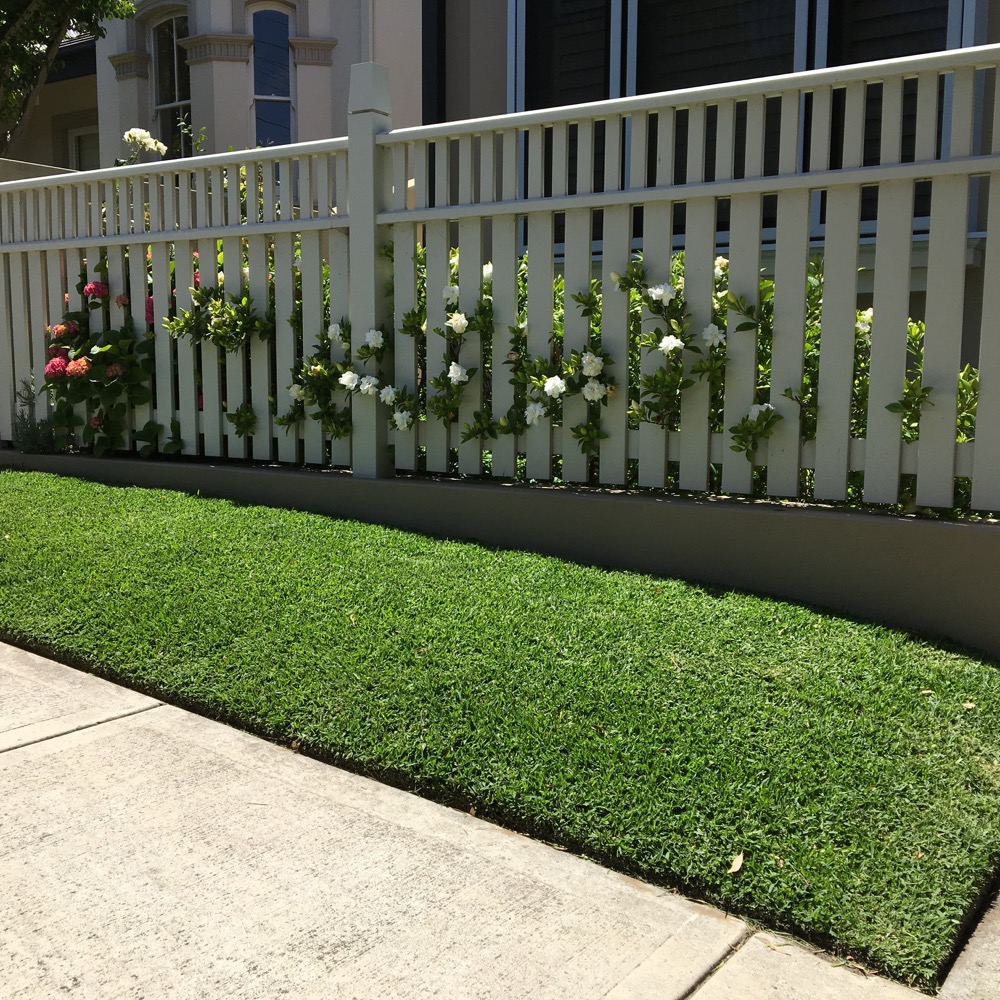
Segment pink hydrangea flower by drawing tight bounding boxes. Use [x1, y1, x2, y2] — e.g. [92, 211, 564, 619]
[145, 295, 155, 325]
[51, 320, 79, 339]
[66, 357, 91, 378]
[115, 293, 129, 308]
[83, 281, 109, 299]
[105, 362, 126, 378]
[192, 271, 200, 289]
[45, 356, 68, 379]
[89, 415, 102, 429]
[47, 344, 70, 360]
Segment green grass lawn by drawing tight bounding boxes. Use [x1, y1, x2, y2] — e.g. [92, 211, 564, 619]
[1, 470, 999, 987]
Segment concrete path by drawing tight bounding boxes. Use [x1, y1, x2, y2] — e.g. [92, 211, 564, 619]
[0, 642, 986, 999]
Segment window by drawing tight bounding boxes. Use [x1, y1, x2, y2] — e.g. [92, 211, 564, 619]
[153, 16, 192, 158]
[68, 128, 100, 171]
[253, 9, 292, 147]
[509, 0, 974, 112]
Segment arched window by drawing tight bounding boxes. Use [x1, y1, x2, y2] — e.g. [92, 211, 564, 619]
[152, 14, 192, 157]
[252, 9, 293, 146]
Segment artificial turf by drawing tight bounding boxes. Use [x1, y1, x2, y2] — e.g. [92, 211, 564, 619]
[1, 469, 998, 987]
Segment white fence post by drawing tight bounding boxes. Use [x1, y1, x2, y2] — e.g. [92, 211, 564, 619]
[348, 62, 394, 478]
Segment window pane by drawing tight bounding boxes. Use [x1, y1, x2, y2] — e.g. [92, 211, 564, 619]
[175, 16, 191, 103]
[256, 99, 291, 147]
[525, 0, 609, 110]
[158, 104, 192, 159]
[154, 20, 176, 105]
[636, 0, 796, 93]
[254, 11, 290, 97]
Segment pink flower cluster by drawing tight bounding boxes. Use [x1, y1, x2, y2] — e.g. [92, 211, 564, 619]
[146, 296, 155, 325]
[47, 344, 70, 360]
[115, 293, 130, 308]
[83, 281, 109, 299]
[44, 356, 68, 379]
[105, 362, 126, 378]
[66, 357, 91, 378]
[50, 320, 80, 340]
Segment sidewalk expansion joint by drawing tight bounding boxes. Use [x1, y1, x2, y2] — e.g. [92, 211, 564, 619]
[676, 924, 753, 1000]
[0, 702, 164, 754]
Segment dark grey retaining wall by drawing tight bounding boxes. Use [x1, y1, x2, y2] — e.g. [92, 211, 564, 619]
[2, 449, 998, 663]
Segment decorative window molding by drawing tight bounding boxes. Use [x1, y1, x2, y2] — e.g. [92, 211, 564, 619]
[180, 33, 254, 64]
[288, 37, 337, 67]
[109, 50, 150, 81]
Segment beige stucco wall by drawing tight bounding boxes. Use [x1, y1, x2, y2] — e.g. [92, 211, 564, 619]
[373, 0, 423, 129]
[7, 77, 99, 169]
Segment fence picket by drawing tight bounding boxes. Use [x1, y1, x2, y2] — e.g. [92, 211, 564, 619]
[392, 223, 418, 470]
[0, 256, 14, 440]
[638, 201, 673, 487]
[272, 232, 296, 462]
[562, 207, 592, 484]
[813, 187, 861, 500]
[246, 234, 272, 460]
[457, 132, 483, 474]
[721, 193, 762, 494]
[864, 180, 913, 503]
[297, 229, 324, 464]
[424, 220, 451, 472]
[599, 205, 630, 484]
[327, 228, 351, 468]
[767, 188, 810, 496]
[916, 175, 969, 507]
[678, 198, 715, 491]
[972, 170, 1000, 509]
[489, 212, 518, 478]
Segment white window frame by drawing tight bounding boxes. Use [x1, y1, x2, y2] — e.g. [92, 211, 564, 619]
[248, 2, 296, 148]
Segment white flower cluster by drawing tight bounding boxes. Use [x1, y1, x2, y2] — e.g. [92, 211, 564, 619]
[647, 283, 677, 304]
[748, 402, 775, 421]
[122, 128, 167, 156]
[855, 308, 873, 337]
[364, 328, 384, 350]
[701, 323, 725, 348]
[525, 400, 546, 426]
[443, 285, 460, 303]
[448, 362, 469, 384]
[714, 256, 729, 281]
[658, 334, 684, 356]
[289, 384, 305, 402]
[393, 410, 413, 431]
[581, 351, 603, 377]
[446, 311, 469, 335]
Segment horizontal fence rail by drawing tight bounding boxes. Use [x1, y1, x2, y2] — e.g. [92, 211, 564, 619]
[2, 49, 1000, 510]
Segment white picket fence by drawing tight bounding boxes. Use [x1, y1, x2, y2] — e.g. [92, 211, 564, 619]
[2, 47, 1000, 509]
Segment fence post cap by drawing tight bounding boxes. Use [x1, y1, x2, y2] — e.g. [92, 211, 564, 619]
[348, 62, 391, 116]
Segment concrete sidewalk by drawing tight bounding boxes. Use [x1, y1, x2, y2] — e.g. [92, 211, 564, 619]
[0, 642, 992, 999]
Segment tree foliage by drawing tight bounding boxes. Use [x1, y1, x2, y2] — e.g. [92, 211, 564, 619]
[0, 0, 135, 155]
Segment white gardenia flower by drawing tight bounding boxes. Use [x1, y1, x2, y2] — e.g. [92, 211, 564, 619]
[609, 271, 622, 287]
[393, 410, 413, 431]
[217, 271, 225, 285]
[714, 256, 729, 280]
[379, 385, 397, 405]
[358, 375, 379, 395]
[443, 284, 460, 302]
[856, 308, 873, 335]
[446, 311, 469, 334]
[525, 400, 546, 426]
[582, 379, 607, 402]
[328, 322, 342, 339]
[289, 384, 305, 402]
[647, 283, 677, 304]
[702, 323, 726, 348]
[482, 262, 494, 281]
[448, 362, 469, 384]
[338, 371, 360, 391]
[581, 351, 604, 378]
[658, 334, 685, 355]
[365, 328, 384, 350]
[748, 402, 774, 421]
[123, 127, 167, 155]
[543, 375, 567, 398]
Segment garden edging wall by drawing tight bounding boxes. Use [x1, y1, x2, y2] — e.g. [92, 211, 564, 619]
[2, 449, 997, 663]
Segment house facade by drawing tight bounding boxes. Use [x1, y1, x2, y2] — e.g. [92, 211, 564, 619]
[9, 1, 999, 170]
